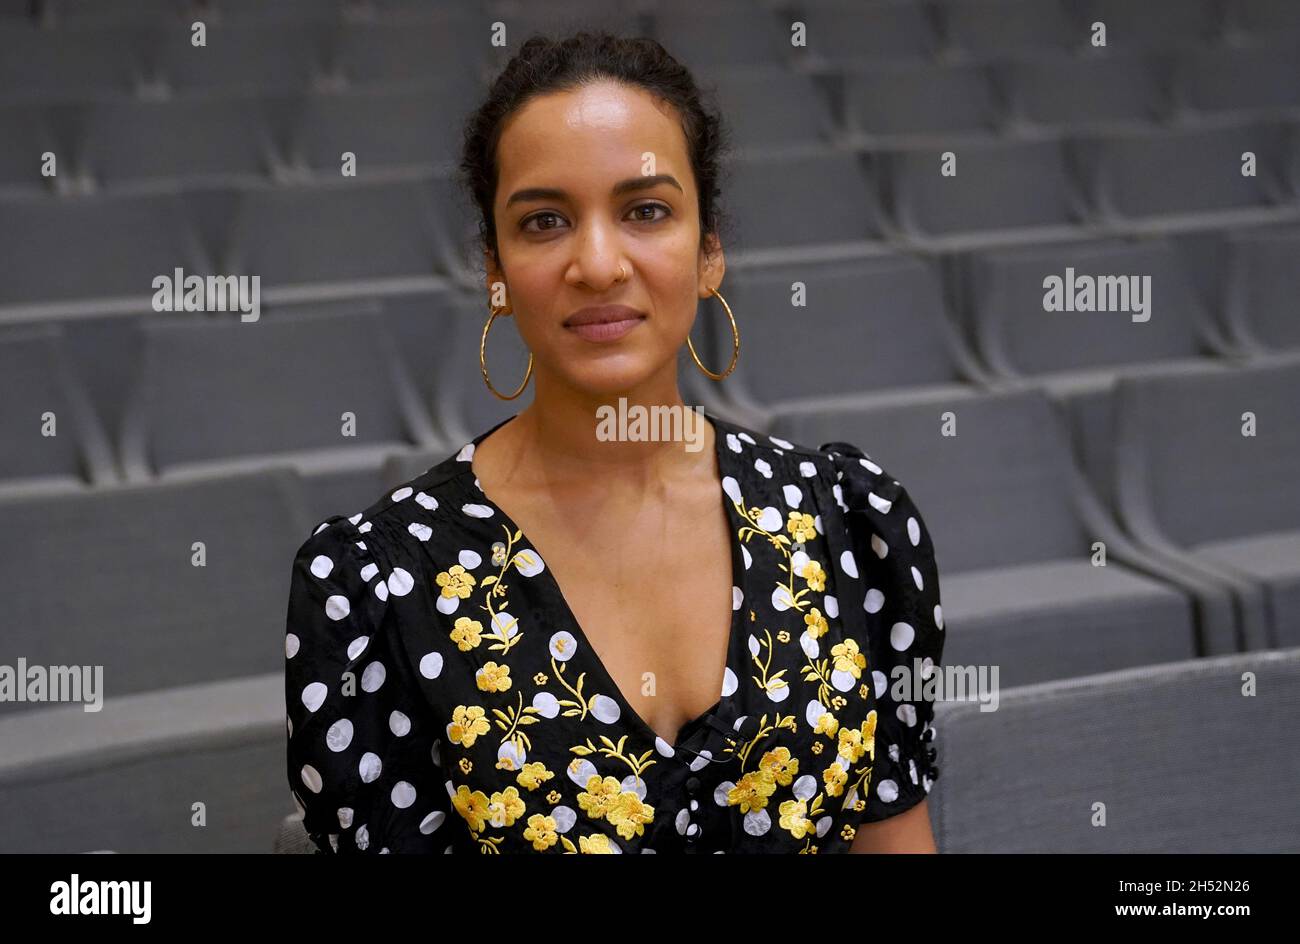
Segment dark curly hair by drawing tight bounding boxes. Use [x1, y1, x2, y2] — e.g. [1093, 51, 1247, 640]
[457, 30, 733, 277]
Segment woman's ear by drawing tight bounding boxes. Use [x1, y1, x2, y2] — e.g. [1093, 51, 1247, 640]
[698, 231, 726, 296]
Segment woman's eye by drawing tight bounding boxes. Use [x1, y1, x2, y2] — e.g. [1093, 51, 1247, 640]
[630, 203, 670, 222]
[521, 212, 565, 233]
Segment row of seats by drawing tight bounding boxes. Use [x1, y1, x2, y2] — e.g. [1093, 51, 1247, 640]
[4, 39, 1298, 193]
[2, 357, 1295, 707]
[5, 0, 1297, 102]
[3, 121, 1298, 314]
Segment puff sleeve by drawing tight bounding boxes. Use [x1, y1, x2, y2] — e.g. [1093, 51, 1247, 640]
[284, 515, 454, 853]
[824, 441, 945, 822]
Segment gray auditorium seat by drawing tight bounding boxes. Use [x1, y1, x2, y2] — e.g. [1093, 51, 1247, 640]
[802, 0, 938, 67]
[290, 83, 478, 175]
[333, 17, 489, 85]
[221, 177, 458, 298]
[0, 192, 207, 313]
[1172, 43, 1300, 119]
[773, 387, 1238, 684]
[79, 97, 284, 187]
[1220, 223, 1300, 354]
[686, 255, 992, 431]
[1065, 0, 1219, 52]
[148, 21, 332, 93]
[843, 61, 1003, 145]
[118, 307, 438, 523]
[1225, 0, 1300, 42]
[1113, 357, 1300, 649]
[0, 673, 291, 853]
[930, 646, 1300, 852]
[885, 138, 1088, 246]
[0, 23, 144, 99]
[708, 67, 838, 153]
[727, 150, 888, 263]
[0, 102, 77, 194]
[0, 323, 116, 493]
[1002, 52, 1170, 132]
[0, 468, 309, 708]
[649, 2, 792, 72]
[939, 0, 1082, 58]
[1076, 119, 1291, 225]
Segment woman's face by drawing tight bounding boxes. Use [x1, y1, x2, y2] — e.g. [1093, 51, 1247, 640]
[485, 80, 724, 397]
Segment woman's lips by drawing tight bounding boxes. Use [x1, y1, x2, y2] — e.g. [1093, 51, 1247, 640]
[564, 316, 646, 342]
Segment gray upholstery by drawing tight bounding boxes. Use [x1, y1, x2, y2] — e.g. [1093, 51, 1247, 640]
[1222, 223, 1300, 353]
[772, 387, 1228, 684]
[0, 673, 291, 853]
[0, 468, 310, 707]
[930, 647, 1300, 852]
[1004, 52, 1170, 132]
[939, 0, 1080, 57]
[845, 61, 1003, 143]
[801, 1, 937, 66]
[1174, 43, 1300, 117]
[1113, 356, 1300, 648]
[0, 322, 116, 491]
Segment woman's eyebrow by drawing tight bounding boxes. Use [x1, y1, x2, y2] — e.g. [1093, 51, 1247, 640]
[505, 174, 683, 208]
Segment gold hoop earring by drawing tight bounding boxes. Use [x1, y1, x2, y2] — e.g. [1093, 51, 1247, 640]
[687, 286, 739, 381]
[481, 305, 533, 401]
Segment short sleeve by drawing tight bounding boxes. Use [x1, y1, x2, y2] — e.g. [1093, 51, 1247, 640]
[284, 516, 454, 853]
[824, 441, 945, 823]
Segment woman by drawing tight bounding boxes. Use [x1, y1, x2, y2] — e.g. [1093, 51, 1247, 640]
[285, 31, 944, 854]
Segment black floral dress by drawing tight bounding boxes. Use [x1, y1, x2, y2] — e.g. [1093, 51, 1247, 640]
[284, 410, 945, 853]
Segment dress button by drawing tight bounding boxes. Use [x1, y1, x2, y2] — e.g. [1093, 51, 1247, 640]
[685, 776, 701, 795]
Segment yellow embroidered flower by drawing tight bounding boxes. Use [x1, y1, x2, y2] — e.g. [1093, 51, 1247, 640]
[450, 616, 483, 651]
[776, 629, 790, 644]
[459, 757, 473, 774]
[758, 745, 799, 787]
[840, 824, 857, 842]
[831, 637, 867, 679]
[448, 704, 490, 747]
[804, 607, 829, 638]
[533, 671, 548, 686]
[491, 542, 507, 567]
[607, 792, 655, 840]
[517, 762, 553, 791]
[859, 682, 870, 700]
[487, 785, 526, 827]
[811, 740, 824, 755]
[787, 511, 817, 543]
[779, 798, 815, 839]
[476, 661, 512, 693]
[546, 790, 562, 804]
[576, 775, 623, 820]
[832, 695, 847, 710]
[435, 564, 476, 600]
[522, 813, 558, 850]
[814, 711, 840, 738]
[838, 713, 877, 764]
[749, 609, 756, 622]
[854, 798, 866, 812]
[801, 559, 826, 592]
[451, 785, 490, 832]
[727, 769, 778, 813]
[579, 833, 616, 853]
[823, 761, 848, 797]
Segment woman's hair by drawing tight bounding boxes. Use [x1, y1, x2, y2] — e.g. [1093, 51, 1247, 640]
[457, 30, 734, 275]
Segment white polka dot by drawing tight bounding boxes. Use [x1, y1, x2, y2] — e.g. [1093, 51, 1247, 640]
[387, 567, 414, 597]
[337, 807, 353, 829]
[722, 475, 742, 504]
[360, 563, 378, 582]
[415, 491, 438, 510]
[912, 565, 924, 590]
[361, 661, 386, 692]
[783, 484, 802, 507]
[754, 458, 773, 479]
[300, 765, 322, 793]
[389, 710, 411, 737]
[860, 457, 882, 475]
[326, 718, 353, 752]
[871, 534, 888, 559]
[907, 517, 921, 546]
[756, 506, 782, 531]
[868, 492, 892, 514]
[301, 682, 327, 713]
[347, 636, 369, 660]
[890, 622, 915, 651]
[864, 588, 884, 613]
[310, 555, 333, 579]
[732, 586, 743, 610]
[462, 503, 494, 518]
[798, 461, 817, 478]
[824, 595, 838, 619]
[420, 810, 446, 834]
[459, 549, 482, 569]
[285, 633, 299, 659]
[374, 581, 389, 602]
[935, 604, 944, 630]
[840, 550, 858, 578]
[325, 595, 350, 621]
[355, 824, 369, 849]
[391, 486, 413, 502]
[409, 522, 432, 542]
[359, 752, 381, 783]
[391, 781, 417, 808]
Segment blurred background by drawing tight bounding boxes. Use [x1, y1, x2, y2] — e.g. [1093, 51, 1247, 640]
[0, 0, 1298, 853]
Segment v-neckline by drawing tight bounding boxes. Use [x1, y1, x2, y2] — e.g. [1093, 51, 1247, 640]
[459, 408, 746, 754]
